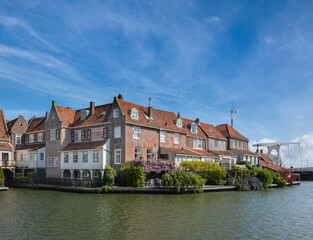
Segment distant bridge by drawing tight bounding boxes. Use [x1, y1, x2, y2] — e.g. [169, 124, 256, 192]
[292, 167, 313, 181]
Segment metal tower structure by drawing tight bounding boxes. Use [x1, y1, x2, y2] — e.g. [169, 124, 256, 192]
[230, 102, 236, 127]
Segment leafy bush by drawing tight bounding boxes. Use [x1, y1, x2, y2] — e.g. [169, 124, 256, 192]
[256, 169, 273, 189]
[0, 167, 4, 187]
[162, 169, 205, 193]
[97, 185, 112, 193]
[15, 172, 23, 177]
[13, 177, 30, 184]
[103, 166, 117, 187]
[121, 163, 145, 187]
[180, 161, 226, 185]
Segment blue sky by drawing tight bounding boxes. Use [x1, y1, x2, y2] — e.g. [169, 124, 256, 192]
[0, 1, 313, 166]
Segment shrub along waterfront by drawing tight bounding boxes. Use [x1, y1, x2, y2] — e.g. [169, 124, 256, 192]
[0, 167, 5, 187]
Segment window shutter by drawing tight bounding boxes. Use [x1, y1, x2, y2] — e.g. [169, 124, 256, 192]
[81, 130, 85, 141]
[71, 132, 74, 142]
[103, 127, 107, 139]
[87, 130, 91, 140]
[56, 129, 60, 139]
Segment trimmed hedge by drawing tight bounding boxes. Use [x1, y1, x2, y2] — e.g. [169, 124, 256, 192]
[180, 161, 226, 185]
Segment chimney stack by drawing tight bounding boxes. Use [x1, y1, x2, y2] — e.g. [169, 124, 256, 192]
[195, 118, 200, 123]
[117, 94, 123, 100]
[45, 111, 49, 119]
[260, 149, 263, 153]
[148, 98, 153, 119]
[52, 100, 55, 106]
[177, 112, 180, 118]
[90, 101, 95, 116]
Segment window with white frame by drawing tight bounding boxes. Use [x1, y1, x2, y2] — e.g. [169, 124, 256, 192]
[47, 157, 52, 167]
[113, 109, 119, 118]
[237, 140, 240, 149]
[30, 153, 35, 161]
[20, 153, 24, 161]
[193, 138, 202, 149]
[16, 134, 21, 145]
[160, 131, 166, 143]
[242, 141, 245, 149]
[131, 108, 139, 120]
[174, 133, 180, 144]
[233, 140, 236, 148]
[83, 151, 88, 163]
[133, 127, 141, 139]
[94, 129, 101, 140]
[93, 150, 99, 162]
[114, 149, 121, 164]
[147, 148, 153, 160]
[191, 124, 197, 133]
[134, 147, 141, 159]
[114, 127, 121, 138]
[29, 134, 34, 143]
[38, 133, 43, 142]
[214, 139, 219, 148]
[54, 157, 59, 167]
[40, 153, 44, 161]
[176, 119, 182, 128]
[73, 152, 78, 163]
[74, 131, 81, 142]
[64, 152, 69, 163]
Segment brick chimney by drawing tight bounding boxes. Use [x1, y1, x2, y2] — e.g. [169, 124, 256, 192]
[117, 94, 123, 100]
[52, 100, 55, 106]
[177, 112, 180, 118]
[45, 111, 49, 119]
[260, 149, 263, 153]
[195, 118, 200, 123]
[148, 98, 153, 119]
[90, 101, 95, 116]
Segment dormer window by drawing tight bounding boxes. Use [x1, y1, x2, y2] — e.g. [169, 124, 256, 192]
[176, 119, 182, 128]
[191, 123, 197, 133]
[81, 110, 89, 121]
[208, 127, 214, 133]
[131, 108, 139, 120]
[101, 110, 107, 116]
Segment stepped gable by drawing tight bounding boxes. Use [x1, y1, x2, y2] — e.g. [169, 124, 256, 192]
[216, 124, 248, 140]
[0, 109, 9, 140]
[27, 117, 46, 132]
[62, 140, 108, 151]
[55, 105, 76, 127]
[197, 122, 226, 139]
[71, 103, 112, 127]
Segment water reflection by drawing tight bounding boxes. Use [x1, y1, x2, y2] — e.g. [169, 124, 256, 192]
[0, 183, 312, 240]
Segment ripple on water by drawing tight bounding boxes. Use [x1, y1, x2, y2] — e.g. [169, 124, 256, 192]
[0, 182, 313, 240]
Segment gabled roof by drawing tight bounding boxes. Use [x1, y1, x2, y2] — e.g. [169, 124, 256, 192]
[61, 140, 107, 151]
[27, 117, 46, 132]
[215, 124, 248, 141]
[197, 122, 226, 140]
[16, 143, 45, 151]
[55, 105, 76, 127]
[233, 149, 258, 156]
[191, 149, 219, 157]
[7, 117, 18, 132]
[259, 159, 289, 173]
[208, 150, 237, 157]
[258, 152, 273, 164]
[71, 104, 112, 127]
[0, 142, 13, 150]
[116, 99, 206, 138]
[0, 109, 9, 140]
[160, 147, 202, 156]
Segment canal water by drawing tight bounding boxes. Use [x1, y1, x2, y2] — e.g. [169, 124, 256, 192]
[1, 182, 313, 240]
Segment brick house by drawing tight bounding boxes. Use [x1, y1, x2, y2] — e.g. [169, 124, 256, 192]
[59, 102, 111, 180]
[15, 115, 46, 176]
[6, 115, 28, 151]
[216, 123, 259, 166]
[0, 109, 14, 171]
[110, 95, 226, 170]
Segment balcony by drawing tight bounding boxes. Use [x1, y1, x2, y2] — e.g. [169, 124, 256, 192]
[0, 160, 16, 168]
[16, 160, 44, 169]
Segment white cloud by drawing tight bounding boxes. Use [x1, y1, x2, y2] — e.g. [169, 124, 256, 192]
[264, 36, 275, 44]
[0, 16, 58, 52]
[205, 16, 221, 23]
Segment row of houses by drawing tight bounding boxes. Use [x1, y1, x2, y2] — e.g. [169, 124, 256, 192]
[1, 94, 274, 180]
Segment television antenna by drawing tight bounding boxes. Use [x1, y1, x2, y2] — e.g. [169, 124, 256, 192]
[230, 102, 236, 127]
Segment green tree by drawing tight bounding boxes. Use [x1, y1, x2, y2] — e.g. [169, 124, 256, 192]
[121, 163, 145, 188]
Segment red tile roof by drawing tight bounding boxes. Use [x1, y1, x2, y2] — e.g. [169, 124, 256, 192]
[197, 122, 226, 140]
[61, 140, 108, 151]
[208, 150, 237, 157]
[259, 159, 289, 173]
[0, 110, 9, 140]
[27, 117, 46, 132]
[0, 142, 13, 150]
[71, 104, 112, 127]
[160, 147, 202, 156]
[55, 105, 76, 127]
[7, 117, 18, 132]
[191, 149, 219, 157]
[117, 99, 206, 138]
[216, 124, 248, 141]
[258, 152, 273, 164]
[16, 143, 45, 151]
